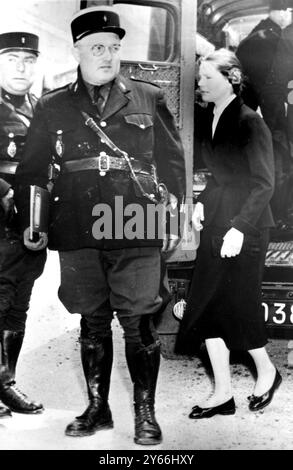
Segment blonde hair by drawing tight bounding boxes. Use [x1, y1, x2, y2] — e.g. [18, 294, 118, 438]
[200, 48, 243, 95]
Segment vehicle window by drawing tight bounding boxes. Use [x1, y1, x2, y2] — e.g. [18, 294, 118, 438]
[112, 3, 175, 62]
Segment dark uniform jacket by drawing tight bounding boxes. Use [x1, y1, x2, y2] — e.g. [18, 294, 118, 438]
[15, 73, 186, 251]
[268, 23, 293, 224]
[237, 17, 286, 131]
[0, 89, 37, 237]
[271, 23, 293, 142]
[196, 97, 275, 235]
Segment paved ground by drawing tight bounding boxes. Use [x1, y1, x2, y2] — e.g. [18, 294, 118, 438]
[0, 251, 292, 451]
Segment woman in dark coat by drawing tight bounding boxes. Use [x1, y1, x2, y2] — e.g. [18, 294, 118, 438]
[178, 49, 281, 418]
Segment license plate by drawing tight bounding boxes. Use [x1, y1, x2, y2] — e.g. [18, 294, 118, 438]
[262, 302, 293, 327]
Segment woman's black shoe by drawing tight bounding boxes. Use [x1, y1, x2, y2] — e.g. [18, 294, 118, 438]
[189, 397, 236, 419]
[248, 369, 282, 412]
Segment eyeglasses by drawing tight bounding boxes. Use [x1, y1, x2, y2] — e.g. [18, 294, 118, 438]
[79, 44, 121, 57]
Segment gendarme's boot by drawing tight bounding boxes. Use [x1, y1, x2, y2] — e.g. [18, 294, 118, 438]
[126, 341, 162, 445]
[0, 330, 43, 414]
[65, 336, 114, 437]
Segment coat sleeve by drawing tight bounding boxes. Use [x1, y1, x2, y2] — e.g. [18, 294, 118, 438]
[153, 89, 186, 203]
[232, 114, 275, 233]
[14, 98, 52, 231]
[257, 36, 289, 132]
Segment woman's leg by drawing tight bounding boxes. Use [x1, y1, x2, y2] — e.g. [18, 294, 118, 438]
[248, 347, 276, 396]
[203, 337, 233, 406]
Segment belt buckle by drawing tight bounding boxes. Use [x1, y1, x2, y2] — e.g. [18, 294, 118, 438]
[98, 152, 110, 176]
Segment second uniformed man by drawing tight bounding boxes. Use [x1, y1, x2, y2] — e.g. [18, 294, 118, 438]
[236, 0, 293, 227]
[0, 32, 46, 418]
[15, 7, 185, 445]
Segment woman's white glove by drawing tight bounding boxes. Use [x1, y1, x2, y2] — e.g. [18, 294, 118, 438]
[220, 227, 244, 258]
[192, 202, 204, 231]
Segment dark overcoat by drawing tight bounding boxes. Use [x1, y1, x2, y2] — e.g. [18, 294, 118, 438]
[15, 73, 185, 251]
[268, 23, 293, 223]
[237, 17, 282, 89]
[0, 90, 46, 326]
[271, 23, 293, 142]
[236, 17, 286, 131]
[177, 97, 275, 352]
[0, 91, 37, 169]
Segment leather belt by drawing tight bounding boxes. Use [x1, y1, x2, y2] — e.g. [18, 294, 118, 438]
[0, 161, 19, 175]
[61, 155, 154, 176]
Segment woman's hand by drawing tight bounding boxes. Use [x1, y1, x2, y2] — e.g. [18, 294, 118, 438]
[220, 227, 244, 258]
[192, 202, 204, 231]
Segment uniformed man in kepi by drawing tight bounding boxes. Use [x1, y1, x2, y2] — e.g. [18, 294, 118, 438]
[237, 0, 292, 125]
[0, 32, 46, 418]
[237, 0, 293, 227]
[15, 7, 185, 445]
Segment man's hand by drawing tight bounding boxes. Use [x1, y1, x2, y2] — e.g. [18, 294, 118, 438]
[1, 188, 14, 215]
[23, 227, 48, 251]
[220, 227, 244, 258]
[161, 192, 181, 253]
[192, 202, 204, 231]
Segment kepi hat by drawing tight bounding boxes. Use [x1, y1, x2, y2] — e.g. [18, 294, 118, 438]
[269, 0, 293, 10]
[71, 7, 125, 43]
[0, 32, 39, 55]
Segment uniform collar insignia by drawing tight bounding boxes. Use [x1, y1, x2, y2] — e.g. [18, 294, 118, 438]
[118, 80, 126, 92]
[68, 80, 79, 95]
[116, 75, 130, 94]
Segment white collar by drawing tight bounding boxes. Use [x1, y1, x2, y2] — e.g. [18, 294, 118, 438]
[213, 94, 236, 118]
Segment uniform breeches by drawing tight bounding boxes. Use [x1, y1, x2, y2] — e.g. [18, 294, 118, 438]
[58, 247, 163, 345]
[0, 238, 46, 331]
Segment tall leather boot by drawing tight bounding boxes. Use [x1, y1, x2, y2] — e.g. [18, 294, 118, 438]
[0, 330, 43, 414]
[126, 341, 162, 445]
[65, 336, 114, 437]
[0, 333, 12, 418]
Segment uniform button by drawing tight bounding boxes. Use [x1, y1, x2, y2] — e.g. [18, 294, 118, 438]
[140, 124, 145, 129]
[100, 121, 107, 127]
